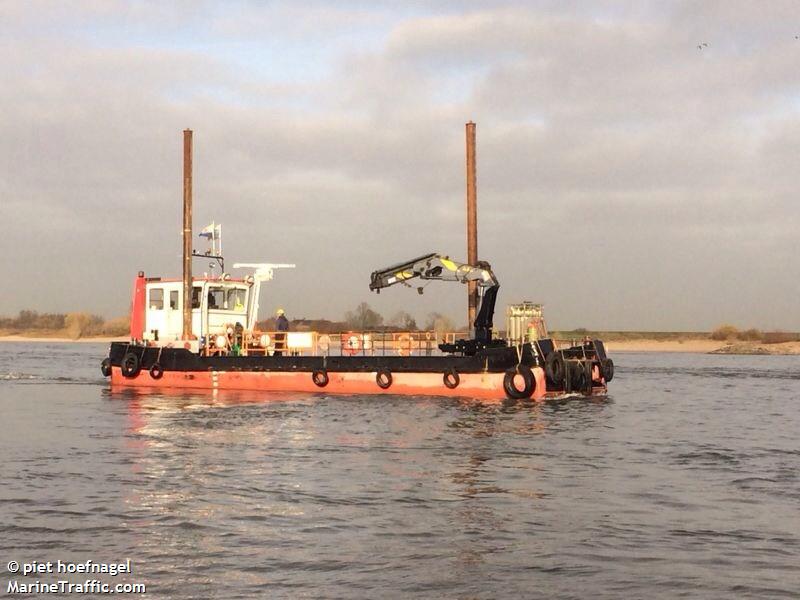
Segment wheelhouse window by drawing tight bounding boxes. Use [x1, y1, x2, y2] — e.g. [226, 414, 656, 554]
[192, 287, 201, 309]
[227, 288, 247, 311]
[169, 290, 179, 310]
[149, 288, 164, 310]
[204, 286, 246, 311]
[207, 287, 225, 310]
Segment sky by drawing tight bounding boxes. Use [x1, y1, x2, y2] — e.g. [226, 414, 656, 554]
[1, 0, 798, 331]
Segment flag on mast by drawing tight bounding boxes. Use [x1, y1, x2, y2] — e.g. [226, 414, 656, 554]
[198, 222, 222, 256]
[199, 222, 220, 239]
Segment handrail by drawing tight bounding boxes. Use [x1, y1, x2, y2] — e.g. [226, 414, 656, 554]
[233, 329, 462, 357]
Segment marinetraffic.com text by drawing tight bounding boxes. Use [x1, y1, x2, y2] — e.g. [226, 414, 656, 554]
[5, 559, 146, 595]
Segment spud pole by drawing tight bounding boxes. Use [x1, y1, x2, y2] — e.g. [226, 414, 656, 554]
[182, 129, 193, 340]
[465, 121, 478, 335]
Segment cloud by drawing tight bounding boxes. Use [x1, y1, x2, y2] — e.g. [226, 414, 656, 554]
[0, 2, 797, 330]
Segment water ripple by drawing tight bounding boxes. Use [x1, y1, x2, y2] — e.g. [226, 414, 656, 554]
[0, 344, 798, 598]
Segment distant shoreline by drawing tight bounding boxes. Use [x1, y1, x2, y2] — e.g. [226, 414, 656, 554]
[0, 335, 124, 344]
[1, 335, 798, 355]
[606, 339, 722, 353]
[606, 339, 800, 354]
[593, 339, 800, 355]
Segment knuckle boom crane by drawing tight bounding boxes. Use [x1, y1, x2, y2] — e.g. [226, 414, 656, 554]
[369, 252, 503, 354]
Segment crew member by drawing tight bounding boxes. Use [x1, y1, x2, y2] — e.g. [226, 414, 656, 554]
[274, 308, 289, 356]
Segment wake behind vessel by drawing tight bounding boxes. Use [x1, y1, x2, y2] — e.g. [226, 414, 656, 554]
[101, 129, 613, 401]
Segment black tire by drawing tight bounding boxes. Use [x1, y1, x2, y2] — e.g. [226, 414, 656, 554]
[121, 352, 141, 378]
[149, 363, 164, 380]
[376, 368, 392, 389]
[583, 360, 594, 393]
[443, 368, 460, 389]
[545, 352, 565, 386]
[569, 361, 586, 392]
[100, 358, 112, 377]
[312, 370, 329, 388]
[503, 368, 535, 400]
[601, 358, 614, 382]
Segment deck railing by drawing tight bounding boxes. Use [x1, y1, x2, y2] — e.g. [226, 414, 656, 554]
[232, 330, 461, 357]
[202, 329, 586, 357]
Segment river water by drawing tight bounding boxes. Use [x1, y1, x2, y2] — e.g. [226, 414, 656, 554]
[1, 342, 798, 599]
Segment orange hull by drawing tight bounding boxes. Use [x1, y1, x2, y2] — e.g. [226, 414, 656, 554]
[110, 366, 550, 400]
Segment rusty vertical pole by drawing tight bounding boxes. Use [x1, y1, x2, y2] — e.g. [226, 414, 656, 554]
[465, 121, 478, 334]
[182, 129, 193, 340]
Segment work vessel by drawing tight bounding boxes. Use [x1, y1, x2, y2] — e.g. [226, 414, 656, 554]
[101, 129, 613, 400]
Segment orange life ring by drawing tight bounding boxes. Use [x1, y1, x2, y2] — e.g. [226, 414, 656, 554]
[341, 332, 362, 355]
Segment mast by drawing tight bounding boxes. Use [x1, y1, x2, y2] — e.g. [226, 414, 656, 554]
[182, 129, 193, 340]
[465, 121, 478, 335]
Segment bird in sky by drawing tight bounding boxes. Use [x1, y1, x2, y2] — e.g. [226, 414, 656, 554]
[697, 42, 709, 50]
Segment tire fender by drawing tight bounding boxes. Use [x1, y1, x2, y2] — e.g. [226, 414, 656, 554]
[121, 352, 141, 378]
[503, 368, 535, 399]
[569, 361, 587, 392]
[601, 358, 614, 382]
[443, 368, 460, 389]
[376, 368, 392, 389]
[545, 352, 565, 386]
[312, 370, 329, 387]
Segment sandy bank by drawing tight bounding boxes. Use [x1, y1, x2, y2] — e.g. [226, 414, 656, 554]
[605, 339, 723, 353]
[0, 335, 124, 343]
[606, 339, 800, 355]
[709, 341, 800, 355]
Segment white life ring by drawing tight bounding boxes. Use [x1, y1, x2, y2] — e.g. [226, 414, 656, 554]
[318, 334, 331, 353]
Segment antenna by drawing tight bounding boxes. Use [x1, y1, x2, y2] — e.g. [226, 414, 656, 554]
[233, 263, 296, 330]
[196, 222, 224, 274]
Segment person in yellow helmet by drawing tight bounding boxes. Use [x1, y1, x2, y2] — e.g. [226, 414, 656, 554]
[274, 308, 289, 356]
